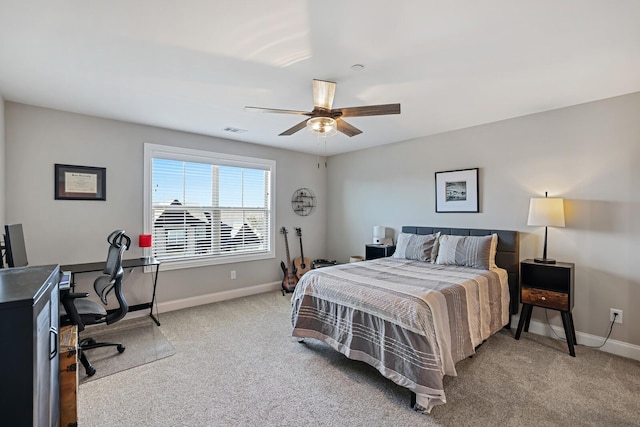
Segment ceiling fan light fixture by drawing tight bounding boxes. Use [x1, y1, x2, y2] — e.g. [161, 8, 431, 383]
[245, 78, 399, 137]
[306, 117, 337, 137]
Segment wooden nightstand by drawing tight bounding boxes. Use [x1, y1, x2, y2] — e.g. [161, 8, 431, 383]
[515, 259, 576, 356]
[365, 244, 396, 260]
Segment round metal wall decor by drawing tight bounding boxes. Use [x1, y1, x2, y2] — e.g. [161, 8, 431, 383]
[291, 188, 316, 216]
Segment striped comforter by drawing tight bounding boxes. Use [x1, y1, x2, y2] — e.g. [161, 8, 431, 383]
[291, 258, 509, 413]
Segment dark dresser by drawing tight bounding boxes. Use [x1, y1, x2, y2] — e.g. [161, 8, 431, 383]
[0, 264, 61, 427]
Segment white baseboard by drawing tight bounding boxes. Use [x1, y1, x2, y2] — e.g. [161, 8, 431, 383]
[156, 281, 282, 314]
[511, 314, 640, 361]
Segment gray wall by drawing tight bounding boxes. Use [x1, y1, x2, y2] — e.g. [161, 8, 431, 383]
[4, 102, 327, 306]
[4, 94, 639, 349]
[327, 92, 640, 347]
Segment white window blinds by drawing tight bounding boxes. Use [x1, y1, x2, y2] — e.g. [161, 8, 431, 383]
[144, 144, 275, 269]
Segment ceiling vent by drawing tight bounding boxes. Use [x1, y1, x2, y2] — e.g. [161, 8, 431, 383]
[224, 127, 247, 133]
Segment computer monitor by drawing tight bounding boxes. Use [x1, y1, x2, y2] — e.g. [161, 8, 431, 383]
[4, 224, 29, 268]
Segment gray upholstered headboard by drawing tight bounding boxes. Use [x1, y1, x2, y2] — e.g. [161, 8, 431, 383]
[402, 226, 520, 315]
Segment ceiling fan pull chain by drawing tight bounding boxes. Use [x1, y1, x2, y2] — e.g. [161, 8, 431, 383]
[324, 139, 327, 168]
[317, 132, 321, 168]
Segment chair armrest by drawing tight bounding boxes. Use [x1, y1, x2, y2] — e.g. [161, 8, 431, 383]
[64, 292, 90, 299]
[60, 292, 90, 332]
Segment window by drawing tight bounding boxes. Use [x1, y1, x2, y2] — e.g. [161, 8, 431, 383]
[144, 144, 275, 270]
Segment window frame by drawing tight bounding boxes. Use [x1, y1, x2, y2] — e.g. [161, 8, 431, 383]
[143, 143, 276, 271]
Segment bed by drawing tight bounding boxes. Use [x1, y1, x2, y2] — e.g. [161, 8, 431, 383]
[291, 226, 519, 413]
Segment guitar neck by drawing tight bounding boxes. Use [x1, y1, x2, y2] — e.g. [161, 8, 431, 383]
[295, 227, 306, 260]
[284, 233, 293, 270]
[298, 235, 305, 260]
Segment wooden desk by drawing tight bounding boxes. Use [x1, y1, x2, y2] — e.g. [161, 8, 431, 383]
[61, 257, 161, 326]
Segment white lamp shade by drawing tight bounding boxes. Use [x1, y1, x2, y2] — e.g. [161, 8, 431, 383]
[373, 226, 385, 238]
[373, 226, 385, 244]
[527, 197, 565, 227]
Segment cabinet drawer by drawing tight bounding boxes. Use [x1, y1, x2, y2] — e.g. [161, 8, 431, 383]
[521, 287, 568, 311]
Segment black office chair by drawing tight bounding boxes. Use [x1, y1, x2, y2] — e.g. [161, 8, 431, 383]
[60, 230, 131, 376]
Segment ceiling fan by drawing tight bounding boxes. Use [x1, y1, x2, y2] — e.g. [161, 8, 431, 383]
[245, 79, 401, 137]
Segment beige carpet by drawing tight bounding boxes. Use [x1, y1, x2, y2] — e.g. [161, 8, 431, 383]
[78, 316, 175, 383]
[78, 291, 640, 426]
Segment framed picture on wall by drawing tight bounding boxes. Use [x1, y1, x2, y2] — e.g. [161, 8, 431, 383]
[435, 168, 479, 213]
[55, 164, 106, 200]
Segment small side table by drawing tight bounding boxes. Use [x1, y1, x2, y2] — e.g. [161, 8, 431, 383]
[365, 244, 396, 260]
[515, 259, 576, 356]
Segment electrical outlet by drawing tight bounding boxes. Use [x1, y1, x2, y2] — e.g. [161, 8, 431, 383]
[610, 308, 623, 324]
[230, 270, 236, 280]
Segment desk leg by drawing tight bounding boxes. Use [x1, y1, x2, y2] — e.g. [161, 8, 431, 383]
[148, 264, 161, 326]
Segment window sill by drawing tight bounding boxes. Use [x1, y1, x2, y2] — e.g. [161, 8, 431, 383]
[153, 251, 275, 271]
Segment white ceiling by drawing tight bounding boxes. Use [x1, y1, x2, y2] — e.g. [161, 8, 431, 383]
[1, 1, 639, 156]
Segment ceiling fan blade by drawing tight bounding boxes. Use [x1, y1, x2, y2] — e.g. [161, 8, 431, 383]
[313, 79, 336, 110]
[279, 119, 309, 136]
[336, 103, 401, 118]
[336, 119, 362, 137]
[245, 106, 310, 115]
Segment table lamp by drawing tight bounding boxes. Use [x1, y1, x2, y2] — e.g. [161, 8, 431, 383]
[527, 192, 565, 264]
[139, 234, 152, 261]
[373, 226, 385, 244]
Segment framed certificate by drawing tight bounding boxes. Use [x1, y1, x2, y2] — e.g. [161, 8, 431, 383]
[55, 164, 106, 200]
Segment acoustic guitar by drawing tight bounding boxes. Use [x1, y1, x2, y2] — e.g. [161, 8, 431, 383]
[293, 227, 311, 279]
[280, 227, 298, 295]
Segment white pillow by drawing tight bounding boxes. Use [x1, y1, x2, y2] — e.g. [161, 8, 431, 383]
[393, 232, 440, 262]
[435, 234, 497, 269]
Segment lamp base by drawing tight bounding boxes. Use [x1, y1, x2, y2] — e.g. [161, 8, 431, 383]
[534, 257, 556, 264]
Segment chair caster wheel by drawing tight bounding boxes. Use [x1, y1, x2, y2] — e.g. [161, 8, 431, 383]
[117, 344, 126, 353]
[86, 367, 96, 377]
